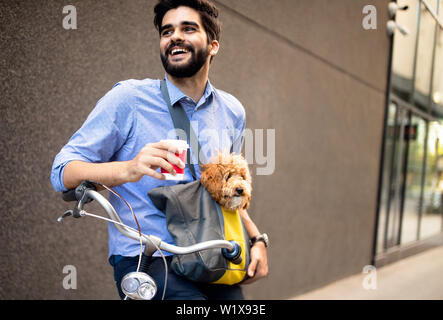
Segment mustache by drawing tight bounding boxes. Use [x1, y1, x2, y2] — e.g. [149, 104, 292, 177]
[166, 42, 194, 55]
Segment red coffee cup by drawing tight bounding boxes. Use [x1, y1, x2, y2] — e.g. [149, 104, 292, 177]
[161, 139, 188, 180]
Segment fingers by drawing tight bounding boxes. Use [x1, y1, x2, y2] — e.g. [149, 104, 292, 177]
[143, 143, 186, 169]
[250, 261, 268, 279]
[244, 245, 269, 285]
[248, 259, 258, 278]
[138, 165, 166, 180]
[255, 263, 269, 279]
[129, 140, 190, 182]
[139, 156, 175, 176]
[243, 261, 268, 285]
[152, 140, 186, 156]
[130, 143, 186, 181]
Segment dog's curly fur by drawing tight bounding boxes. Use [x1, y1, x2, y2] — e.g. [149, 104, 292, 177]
[200, 152, 252, 211]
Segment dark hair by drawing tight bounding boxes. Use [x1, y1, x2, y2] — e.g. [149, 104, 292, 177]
[153, 0, 221, 43]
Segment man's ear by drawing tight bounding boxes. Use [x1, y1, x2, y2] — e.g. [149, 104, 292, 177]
[209, 40, 220, 57]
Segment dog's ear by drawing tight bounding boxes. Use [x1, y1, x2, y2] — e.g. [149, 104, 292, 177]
[238, 160, 252, 184]
[200, 164, 226, 204]
[200, 164, 222, 189]
[199, 164, 210, 185]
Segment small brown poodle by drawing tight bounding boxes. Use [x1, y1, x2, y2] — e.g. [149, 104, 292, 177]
[200, 152, 252, 211]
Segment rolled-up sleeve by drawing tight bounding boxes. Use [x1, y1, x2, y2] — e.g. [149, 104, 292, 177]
[50, 82, 135, 192]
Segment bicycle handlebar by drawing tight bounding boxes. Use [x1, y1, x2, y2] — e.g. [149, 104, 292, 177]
[59, 182, 236, 255]
[62, 180, 97, 202]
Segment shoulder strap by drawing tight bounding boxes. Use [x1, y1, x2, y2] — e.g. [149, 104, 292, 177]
[160, 79, 206, 180]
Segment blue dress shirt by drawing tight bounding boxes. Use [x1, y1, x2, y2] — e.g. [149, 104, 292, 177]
[51, 76, 246, 258]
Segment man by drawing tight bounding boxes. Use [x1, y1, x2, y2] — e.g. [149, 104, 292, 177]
[51, 0, 268, 300]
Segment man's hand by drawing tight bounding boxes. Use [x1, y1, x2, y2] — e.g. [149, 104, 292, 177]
[126, 141, 186, 182]
[243, 241, 268, 284]
[237, 209, 269, 285]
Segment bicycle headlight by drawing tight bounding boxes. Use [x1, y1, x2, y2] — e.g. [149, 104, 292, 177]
[121, 277, 139, 294]
[138, 281, 157, 300]
[121, 272, 157, 300]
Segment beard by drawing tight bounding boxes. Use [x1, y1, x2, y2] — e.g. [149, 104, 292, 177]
[161, 42, 209, 78]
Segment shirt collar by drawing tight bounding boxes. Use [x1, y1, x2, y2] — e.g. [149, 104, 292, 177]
[164, 74, 215, 109]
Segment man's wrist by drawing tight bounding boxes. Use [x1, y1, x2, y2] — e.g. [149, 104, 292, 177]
[250, 233, 269, 248]
[122, 160, 138, 183]
[252, 241, 266, 249]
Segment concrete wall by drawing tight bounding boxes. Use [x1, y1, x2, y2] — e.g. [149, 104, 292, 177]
[0, 0, 390, 299]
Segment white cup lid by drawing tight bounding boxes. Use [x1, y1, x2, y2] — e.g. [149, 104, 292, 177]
[160, 139, 189, 152]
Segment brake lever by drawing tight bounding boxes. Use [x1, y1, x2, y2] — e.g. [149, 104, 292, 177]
[57, 188, 92, 222]
[57, 206, 87, 223]
[57, 210, 74, 223]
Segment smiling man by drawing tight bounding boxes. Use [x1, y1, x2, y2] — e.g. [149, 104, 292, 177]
[51, 0, 268, 300]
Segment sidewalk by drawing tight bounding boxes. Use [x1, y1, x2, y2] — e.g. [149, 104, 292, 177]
[292, 246, 443, 300]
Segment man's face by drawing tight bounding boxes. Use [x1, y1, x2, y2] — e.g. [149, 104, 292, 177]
[159, 6, 213, 78]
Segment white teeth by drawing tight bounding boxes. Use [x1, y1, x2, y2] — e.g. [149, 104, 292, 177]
[171, 48, 189, 55]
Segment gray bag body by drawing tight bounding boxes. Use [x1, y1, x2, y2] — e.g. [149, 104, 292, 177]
[148, 181, 250, 283]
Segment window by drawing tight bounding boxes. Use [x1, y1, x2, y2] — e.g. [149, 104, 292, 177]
[401, 115, 426, 244]
[377, 102, 401, 252]
[376, 0, 443, 256]
[391, 0, 420, 102]
[413, 1, 438, 109]
[432, 6, 443, 115]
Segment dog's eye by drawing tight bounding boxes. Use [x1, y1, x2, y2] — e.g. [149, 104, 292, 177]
[226, 173, 232, 181]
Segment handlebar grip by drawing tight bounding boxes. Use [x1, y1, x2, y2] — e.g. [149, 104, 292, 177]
[230, 253, 243, 265]
[62, 189, 77, 202]
[222, 241, 242, 265]
[61, 180, 97, 202]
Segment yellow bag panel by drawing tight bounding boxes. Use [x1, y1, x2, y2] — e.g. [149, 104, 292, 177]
[212, 208, 247, 285]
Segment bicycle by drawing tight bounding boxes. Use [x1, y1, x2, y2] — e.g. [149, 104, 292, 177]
[57, 180, 243, 300]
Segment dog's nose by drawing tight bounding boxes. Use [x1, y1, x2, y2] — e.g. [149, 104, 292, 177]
[236, 188, 244, 195]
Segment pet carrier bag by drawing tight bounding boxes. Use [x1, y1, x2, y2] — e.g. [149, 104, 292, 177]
[147, 80, 250, 285]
